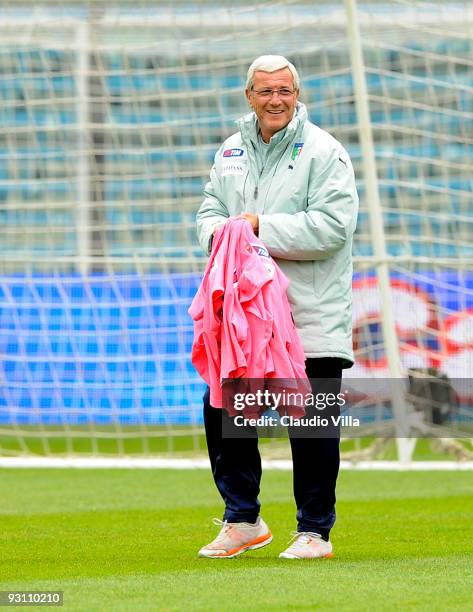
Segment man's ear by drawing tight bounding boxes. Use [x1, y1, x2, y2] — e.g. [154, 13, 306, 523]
[245, 88, 254, 108]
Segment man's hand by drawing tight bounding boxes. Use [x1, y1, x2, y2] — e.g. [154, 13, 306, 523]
[239, 212, 259, 235]
[209, 221, 228, 253]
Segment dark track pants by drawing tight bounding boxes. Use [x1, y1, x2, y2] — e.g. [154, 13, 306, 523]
[203, 357, 343, 541]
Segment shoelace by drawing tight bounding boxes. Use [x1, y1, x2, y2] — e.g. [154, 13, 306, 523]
[211, 518, 258, 543]
[286, 531, 323, 546]
[212, 518, 259, 530]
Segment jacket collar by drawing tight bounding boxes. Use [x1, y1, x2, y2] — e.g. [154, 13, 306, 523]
[238, 102, 307, 148]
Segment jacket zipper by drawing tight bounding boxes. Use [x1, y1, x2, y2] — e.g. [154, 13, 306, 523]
[254, 165, 265, 200]
[254, 142, 290, 204]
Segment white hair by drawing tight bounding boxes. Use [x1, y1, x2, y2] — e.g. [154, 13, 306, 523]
[246, 55, 300, 91]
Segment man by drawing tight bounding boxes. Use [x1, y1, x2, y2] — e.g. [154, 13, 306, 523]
[195, 55, 358, 559]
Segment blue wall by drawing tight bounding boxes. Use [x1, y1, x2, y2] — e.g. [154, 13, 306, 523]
[1, 271, 472, 425]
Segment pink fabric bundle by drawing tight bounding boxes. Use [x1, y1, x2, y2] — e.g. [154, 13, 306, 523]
[189, 218, 310, 417]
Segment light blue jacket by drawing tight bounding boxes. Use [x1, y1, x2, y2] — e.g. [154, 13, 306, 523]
[196, 103, 359, 365]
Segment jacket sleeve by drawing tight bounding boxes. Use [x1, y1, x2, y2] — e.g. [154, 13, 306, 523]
[258, 147, 358, 261]
[196, 147, 231, 254]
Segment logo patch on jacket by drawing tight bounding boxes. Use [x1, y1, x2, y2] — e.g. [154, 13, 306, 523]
[223, 148, 244, 157]
[291, 142, 304, 161]
[222, 162, 246, 176]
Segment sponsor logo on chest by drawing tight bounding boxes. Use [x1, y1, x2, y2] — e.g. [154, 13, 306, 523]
[223, 148, 245, 157]
[222, 148, 247, 176]
[291, 142, 304, 161]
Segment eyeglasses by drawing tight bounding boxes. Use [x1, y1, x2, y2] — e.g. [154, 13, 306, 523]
[251, 88, 296, 99]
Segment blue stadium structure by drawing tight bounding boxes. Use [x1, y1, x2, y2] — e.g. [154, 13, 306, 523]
[0, 2, 472, 434]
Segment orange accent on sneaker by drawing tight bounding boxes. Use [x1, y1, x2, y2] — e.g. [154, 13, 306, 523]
[211, 531, 273, 557]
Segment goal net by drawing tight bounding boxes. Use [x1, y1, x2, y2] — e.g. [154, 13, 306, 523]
[0, 0, 472, 464]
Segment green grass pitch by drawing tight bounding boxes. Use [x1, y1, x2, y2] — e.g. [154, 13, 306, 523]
[1, 469, 472, 611]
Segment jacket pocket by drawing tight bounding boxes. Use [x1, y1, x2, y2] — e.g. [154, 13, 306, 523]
[313, 257, 338, 300]
[276, 259, 314, 305]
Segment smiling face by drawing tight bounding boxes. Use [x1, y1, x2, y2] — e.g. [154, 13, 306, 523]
[245, 67, 299, 143]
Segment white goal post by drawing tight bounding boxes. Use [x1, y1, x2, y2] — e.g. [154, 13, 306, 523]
[0, 0, 472, 467]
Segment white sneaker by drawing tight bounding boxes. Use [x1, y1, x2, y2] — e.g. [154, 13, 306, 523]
[279, 532, 334, 559]
[198, 517, 272, 558]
